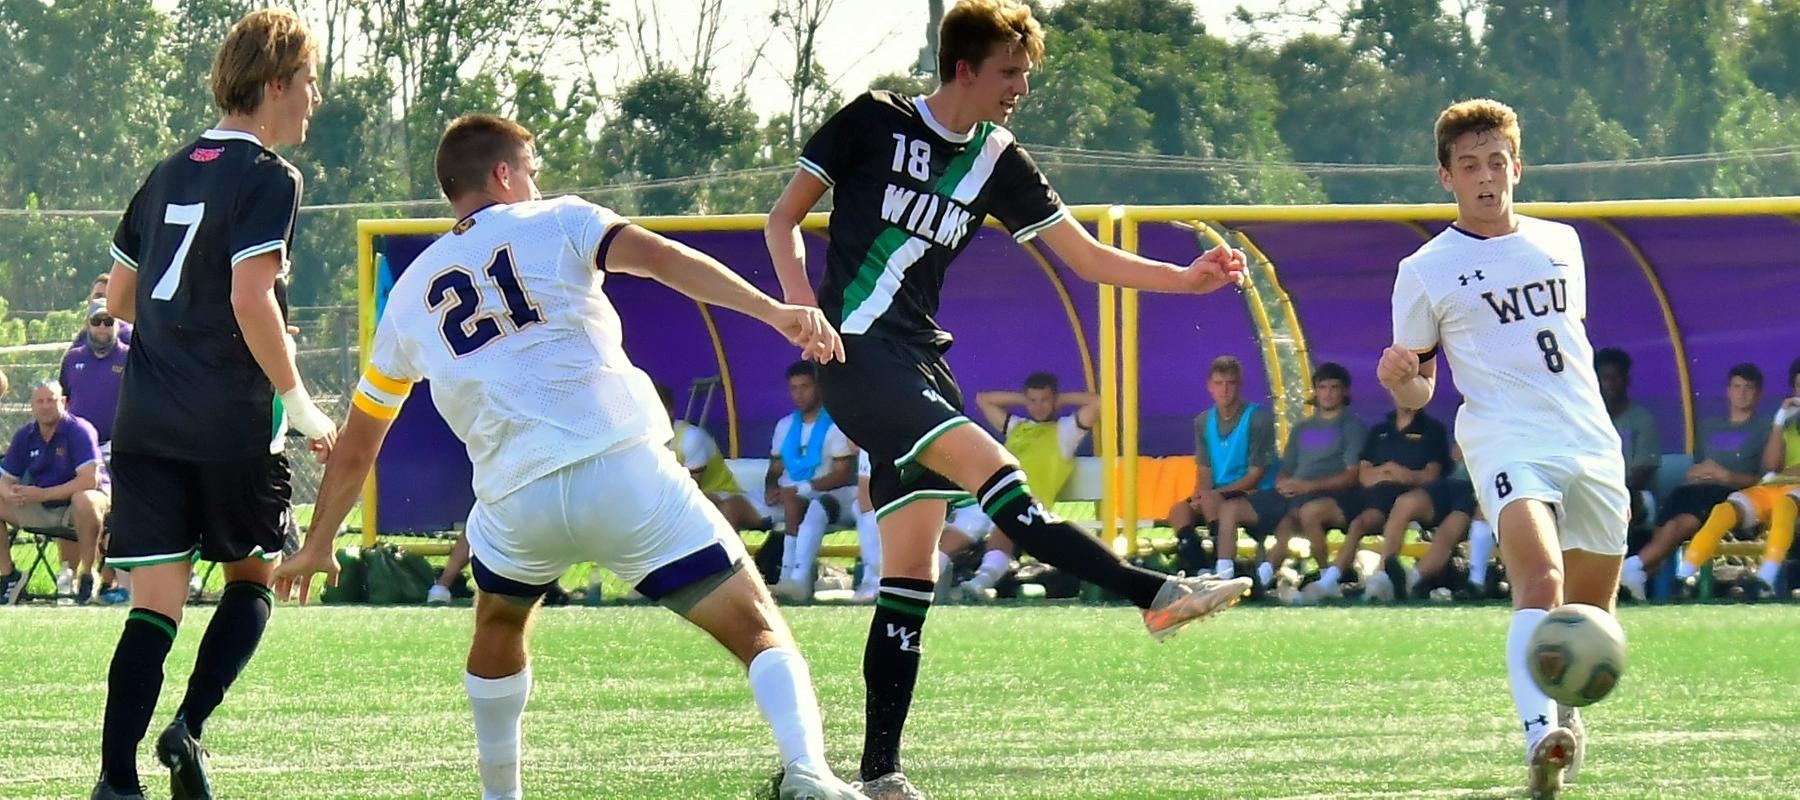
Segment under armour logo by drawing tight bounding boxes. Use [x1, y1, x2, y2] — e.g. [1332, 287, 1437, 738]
[1459, 270, 1486, 285]
[885, 623, 922, 654]
[1522, 714, 1549, 731]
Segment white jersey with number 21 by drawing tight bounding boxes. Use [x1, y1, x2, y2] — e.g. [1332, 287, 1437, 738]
[1390, 216, 1619, 466]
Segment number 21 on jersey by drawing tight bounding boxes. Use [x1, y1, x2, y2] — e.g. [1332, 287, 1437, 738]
[427, 245, 544, 357]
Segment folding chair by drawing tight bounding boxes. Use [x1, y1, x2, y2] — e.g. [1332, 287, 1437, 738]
[4, 521, 77, 601]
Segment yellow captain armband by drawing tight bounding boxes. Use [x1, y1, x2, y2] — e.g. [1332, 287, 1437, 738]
[353, 367, 413, 420]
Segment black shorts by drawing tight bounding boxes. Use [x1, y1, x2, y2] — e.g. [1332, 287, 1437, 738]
[1244, 490, 1291, 536]
[106, 451, 292, 569]
[1353, 483, 1413, 520]
[1422, 479, 1477, 528]
[819, 336, 971, 514]
[1656, 483, 1735, 526]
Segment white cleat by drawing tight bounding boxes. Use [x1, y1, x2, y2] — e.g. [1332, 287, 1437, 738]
[1363, 571, 1395, 603]
[1142, 573, 1253, 641]
[855, 771, 926, 800]
[780, 763, 869, 799]
[956, 579, 996, 603]
[1528, 727, 1576, 799]
[1558, 705, 1586, 784]
[769, 579, 813, 603]
[426, 584, 452, 604]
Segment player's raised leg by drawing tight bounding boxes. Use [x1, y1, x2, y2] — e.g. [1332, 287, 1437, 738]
[1493, 498, 1573, 797]
[917, 424, 1251, 638]
[159, 556, 280, 799]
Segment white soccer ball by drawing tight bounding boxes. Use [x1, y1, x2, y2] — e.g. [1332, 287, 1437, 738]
[1527, 603, 1627, 707]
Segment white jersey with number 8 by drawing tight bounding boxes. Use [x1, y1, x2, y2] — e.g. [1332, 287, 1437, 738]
[1390, 216, 1619, 464]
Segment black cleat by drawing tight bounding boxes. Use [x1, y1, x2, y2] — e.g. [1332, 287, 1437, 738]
[155, 718, 215, 800]
[90, 775, 146, 800]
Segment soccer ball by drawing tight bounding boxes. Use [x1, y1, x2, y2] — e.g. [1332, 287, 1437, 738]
[1527, 603, 1627, 707]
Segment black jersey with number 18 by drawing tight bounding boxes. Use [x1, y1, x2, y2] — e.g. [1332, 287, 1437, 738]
[109, 129, 301, 461]
[800, 91, 1066, 349]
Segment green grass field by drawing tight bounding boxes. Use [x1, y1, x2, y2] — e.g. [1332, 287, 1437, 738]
[3, 604, 1797, 799]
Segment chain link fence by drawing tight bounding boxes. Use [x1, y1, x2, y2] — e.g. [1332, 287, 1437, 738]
[0, 304, 359, 507]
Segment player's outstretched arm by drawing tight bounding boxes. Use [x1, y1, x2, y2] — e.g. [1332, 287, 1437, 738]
[1036, 217, 1246, 294]
[274, 406, 395, 592]
[765, 170, 829, 307]
[608, 224, 844, 363]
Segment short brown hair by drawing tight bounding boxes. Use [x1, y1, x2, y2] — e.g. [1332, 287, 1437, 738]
[1209, 356, 1242, 379]
[937, 0, 1045, 82]
[211, 9, 317, 116]
[435, 114, 535, 201]
[1434, 98, 1521, 169]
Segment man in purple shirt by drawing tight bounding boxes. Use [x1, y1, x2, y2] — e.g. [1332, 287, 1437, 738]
[0, 381, 112, 603]
[61, 301, 129, 446]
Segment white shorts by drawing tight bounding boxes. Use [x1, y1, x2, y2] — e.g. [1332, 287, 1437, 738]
[467, 439, 747, 592]
[944, 504, 995, 543]
[1468, 449, 1628, 556]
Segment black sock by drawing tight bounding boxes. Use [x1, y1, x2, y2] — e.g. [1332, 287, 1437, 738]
[102, 608, 177, 791]
[861, 577, 933, 780]
[177, 581, 273, 739]
[979, 467, 1168, 608]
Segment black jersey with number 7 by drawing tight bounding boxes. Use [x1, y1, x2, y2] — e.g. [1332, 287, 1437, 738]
[109, 129, 302, 461]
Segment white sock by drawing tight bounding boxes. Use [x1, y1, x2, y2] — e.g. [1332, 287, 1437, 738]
[789, 501, 830, 585]
[1507, 609, 1557, 761]
[971, 550, 1010, 587]
[779, 531, 799, 582]
[1469, 520, 1496, 586]
[1215, 558, 1235, 579]
[1675, 559, 1698, 581]
[465, 667, 531, 800]
[1758, 559, 1781, 587]
[1406, 566, 1421, 593]
[747, 648, 826, 774]
[1256, 561, 1275, 587]
[1622, 554, 1644, 580]
[1319, 565, 1342, 588]
[936, 550, 953, 579]
[856, 510, 881, 588]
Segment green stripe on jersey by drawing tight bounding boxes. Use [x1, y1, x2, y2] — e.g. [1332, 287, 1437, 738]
[838, 122, 998, 326]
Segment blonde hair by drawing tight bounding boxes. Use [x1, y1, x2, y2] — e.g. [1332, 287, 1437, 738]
[212, 9, 317, 115]
[1434, 98, 1521, 169]
[937, 0, 1045, 82]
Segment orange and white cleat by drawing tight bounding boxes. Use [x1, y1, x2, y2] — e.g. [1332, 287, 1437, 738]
[1528, 727, 1576, 799]
[1142, 573, 1252, 641]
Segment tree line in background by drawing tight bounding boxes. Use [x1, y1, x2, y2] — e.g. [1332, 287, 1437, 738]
[2, 0, 1798, 336]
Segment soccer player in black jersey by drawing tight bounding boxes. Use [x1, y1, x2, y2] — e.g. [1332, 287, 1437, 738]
[765, 1, 1253, 795]
[93, 11, 334, 800]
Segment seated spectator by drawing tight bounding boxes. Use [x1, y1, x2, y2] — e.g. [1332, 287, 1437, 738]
[73, 284, 132, 350]
[0, 381, 111, 603]
[1213, 363, 1365, 592]
[1676, 357, 1800, 593]
[1624, 364, 1770, 598]
[1364, 443, 1478, 602]
[764, 361, 856, 602]
[956, 371, 1100, 599]
[1168, 356, 1277, 577]
[1306, 396, 1449, 602]
[1598, 347, 1662, 549]
[60, 300, 129, 449]
[658, 384, 765, 531]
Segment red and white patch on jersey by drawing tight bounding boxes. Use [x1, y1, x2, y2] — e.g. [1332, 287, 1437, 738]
[190, 146, 225, 163]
